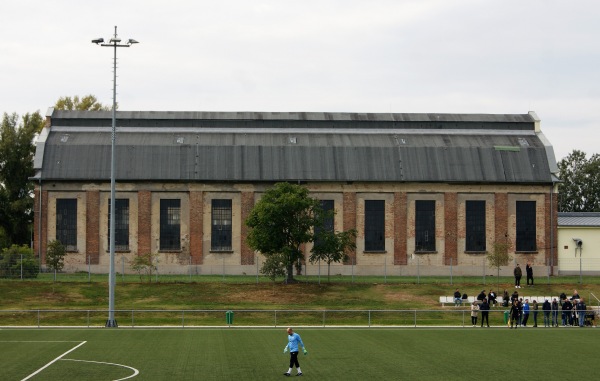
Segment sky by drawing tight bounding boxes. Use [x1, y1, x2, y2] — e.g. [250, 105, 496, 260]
[1, 0, 599, 160]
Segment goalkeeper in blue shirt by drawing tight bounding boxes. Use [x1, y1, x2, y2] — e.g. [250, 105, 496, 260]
[283, 327, 307, 376]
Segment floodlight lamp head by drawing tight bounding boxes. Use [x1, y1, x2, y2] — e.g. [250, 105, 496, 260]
[128, 39, 139, 44]
[573, 238, 582, 247]
[110, 37, 122, 43]
[92, 38, 104, 44]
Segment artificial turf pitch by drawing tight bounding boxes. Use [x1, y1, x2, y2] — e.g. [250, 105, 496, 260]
[1, 327, 598, 380]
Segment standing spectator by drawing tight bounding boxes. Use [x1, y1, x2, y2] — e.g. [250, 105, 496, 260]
[488, 289, 497, 306]
[562, 298, 573, 326]
[453, 288, 462, 306]
[471, 301, 479, 327]
[572, 289, 581, 301]
[522, 299, 530, 327]
[542, 299, 551, 327]
[526, 262, 534, 286]
[517, 298, 524, 326]
[480, 298, 490, 327]
[551, 298, 559, 327]
[514, 264, 522, 288]
[576, 301, 585, 327]
[502, 290, 510, 307]
[509, 300, 520, 329]
[532, 300, 539, 327]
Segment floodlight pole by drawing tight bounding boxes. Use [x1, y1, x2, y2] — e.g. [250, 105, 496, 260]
[93, 26, 138, 328]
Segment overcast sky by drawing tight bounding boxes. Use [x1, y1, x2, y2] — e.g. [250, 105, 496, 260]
[1, 0, 598, 160]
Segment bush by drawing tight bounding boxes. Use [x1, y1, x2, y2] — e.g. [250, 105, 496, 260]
[0, 245, 39, 278]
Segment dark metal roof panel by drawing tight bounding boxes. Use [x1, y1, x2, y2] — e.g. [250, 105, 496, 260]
[558, 213, 600, 227]
[38, 130, 552, 183]
[33, 110, 554, 183]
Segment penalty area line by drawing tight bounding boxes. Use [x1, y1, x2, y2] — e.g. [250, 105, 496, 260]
[61, 359, 140, 381]
[20, 341, 87, 381]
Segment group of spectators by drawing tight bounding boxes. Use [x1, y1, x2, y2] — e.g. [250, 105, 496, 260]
[454, 287, 594, 328]
[510, 289, 590, 328]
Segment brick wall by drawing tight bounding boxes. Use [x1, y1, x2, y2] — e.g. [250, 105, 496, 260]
[86, 190, 100, 264]
[33, 188, 49, 263]
[137, 190, 152, 256]
[343, 192, 357, 265]
[495, 193, 509, 244]
[444, 192, 458, 265]
[189, 191, 204, 264]
[394, 192, 407, 265]
[240, 191, 255, 265]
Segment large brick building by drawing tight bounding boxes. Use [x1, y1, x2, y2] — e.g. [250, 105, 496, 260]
[32, 109, 559, 275]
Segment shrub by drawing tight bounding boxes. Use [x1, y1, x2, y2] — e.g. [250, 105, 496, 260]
[0, 245, 39, 278]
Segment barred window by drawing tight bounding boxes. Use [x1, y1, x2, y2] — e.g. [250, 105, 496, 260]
[314, 200, 335, 249]
[160, 199, 181, 250]
[365, 200, 385, 251]
[211, 199, 232, 251]
[108, 199, 129, 251]
[56, 199, 77, 251]
[465, 200, 486, 252]
[415, 200, 435, 252]
[516, 201, 536, 252]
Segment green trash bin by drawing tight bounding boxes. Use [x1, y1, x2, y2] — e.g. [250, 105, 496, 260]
[226, 310, 234, 325]
[504, 310, 509, 324]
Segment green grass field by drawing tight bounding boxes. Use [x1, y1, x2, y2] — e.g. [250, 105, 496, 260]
[1, 328, 599, 380]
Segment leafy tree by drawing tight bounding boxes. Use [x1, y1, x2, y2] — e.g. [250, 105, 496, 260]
[487, 240, 512, 293]
[46, 239, 66, 277]
[246, 182, 322, 283]
[558, 150, 600, 212]
[0, 244, 39, 278]
[0, 112, 44, 248]
[130, 253, 158, 282]
[310, 229, 357, 282]
[54, 95, 111, 111]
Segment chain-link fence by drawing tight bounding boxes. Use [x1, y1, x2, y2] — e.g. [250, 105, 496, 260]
[1, 307, 598, 328]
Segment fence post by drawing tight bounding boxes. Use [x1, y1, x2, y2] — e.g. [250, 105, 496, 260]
[368, 310, 371, 327]
[323, 311, 326, 327]
[450, 257, 453, 285]
[414, 310, 417, 327]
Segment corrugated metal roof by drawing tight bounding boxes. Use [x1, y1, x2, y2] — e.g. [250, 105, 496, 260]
[558, 213, 600, 227]
[33, 110, 557, 183]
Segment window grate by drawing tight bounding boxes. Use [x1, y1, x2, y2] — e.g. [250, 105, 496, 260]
[211, 199, 232, 251]
[56, 199, 77, 251]
[160, 199, 181, 250]
[108, 199, 130, 251]
[516, 201, 536, 251]
[365, 200, 385, 251]
[415, 200, 435, 252]
[465, 200, 486, 252]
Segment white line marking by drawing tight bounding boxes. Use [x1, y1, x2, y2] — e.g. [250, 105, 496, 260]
[61, 359, 140, 381]
[20, 341, 87, 381]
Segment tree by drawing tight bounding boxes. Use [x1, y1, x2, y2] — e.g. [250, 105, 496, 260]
[46, 240, 66, 279]
[54, 95, 111, 111]
[487, 240, 512, 293]
[130, 253, 158, 282]
[309, 229, 356, 282]
[558, 150, 600, 212]
[0, 112, 44, 248]
[246, 182, 322, 283]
